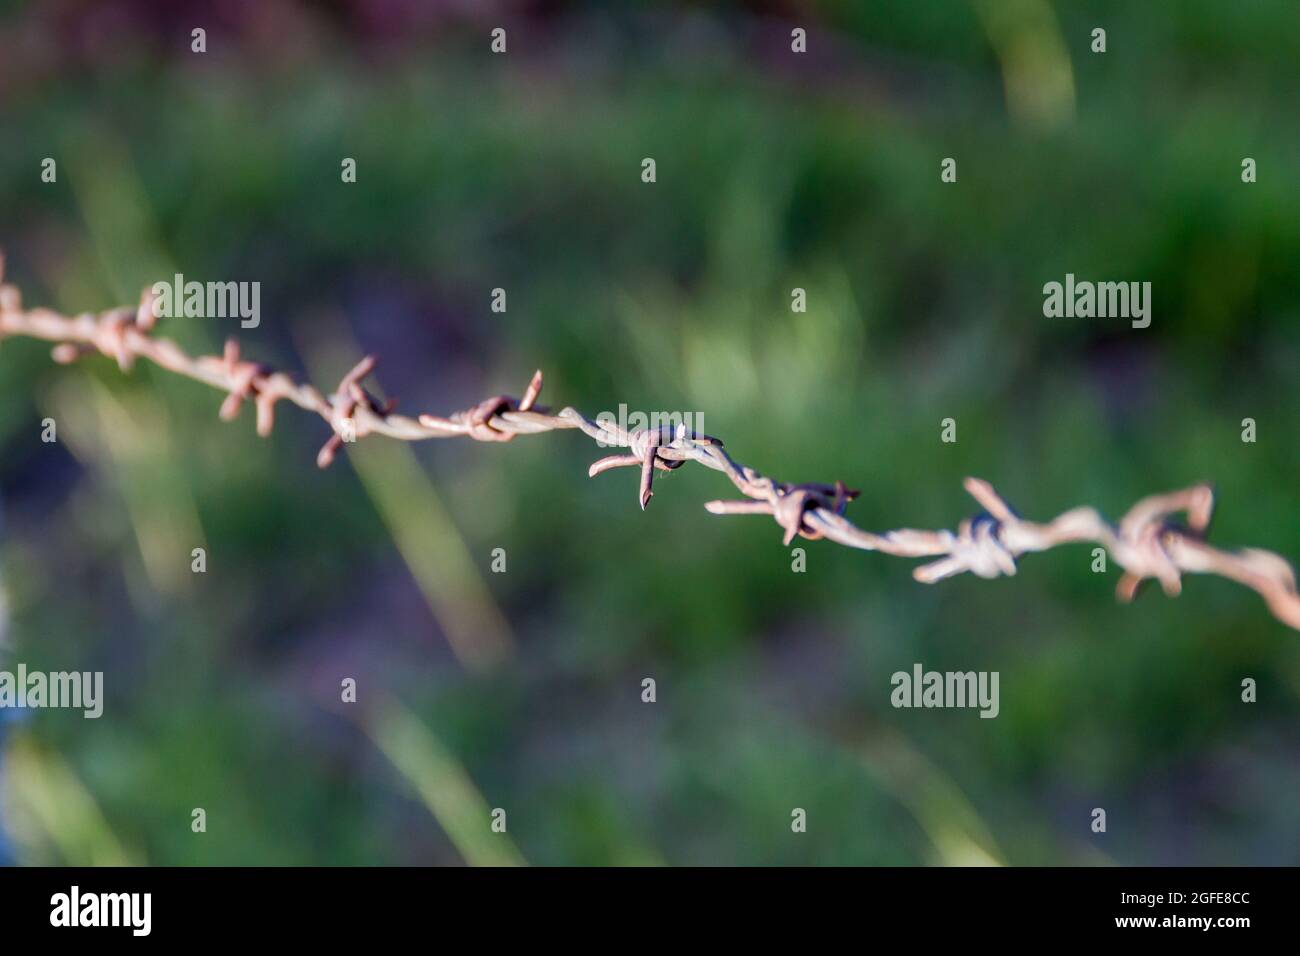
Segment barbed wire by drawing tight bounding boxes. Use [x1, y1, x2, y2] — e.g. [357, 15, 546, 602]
[1, 256, 1296, 631]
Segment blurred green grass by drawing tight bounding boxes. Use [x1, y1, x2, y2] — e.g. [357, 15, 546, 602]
[0, 1, 1297, 865]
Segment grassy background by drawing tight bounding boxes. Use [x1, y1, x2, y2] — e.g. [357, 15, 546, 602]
[0, 0, 1297, 865]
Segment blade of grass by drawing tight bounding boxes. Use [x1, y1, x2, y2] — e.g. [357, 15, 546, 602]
[853, 727, 1006, 866]
[2, 732, 141, 866]
[49, 376, 206, 600]
[362, 696, 525, 867]
[297, 321, 514, 671]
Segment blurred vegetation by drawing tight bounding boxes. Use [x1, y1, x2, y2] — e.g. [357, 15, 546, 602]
[0, 0, 1297, 865]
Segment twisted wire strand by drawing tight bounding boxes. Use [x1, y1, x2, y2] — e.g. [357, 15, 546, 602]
[1, 258, 1296, 631]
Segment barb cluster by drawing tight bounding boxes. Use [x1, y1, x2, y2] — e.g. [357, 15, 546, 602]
[2, 258, 1296, 631]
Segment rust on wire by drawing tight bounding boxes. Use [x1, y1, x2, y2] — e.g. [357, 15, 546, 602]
[1, 257, 1296, 632]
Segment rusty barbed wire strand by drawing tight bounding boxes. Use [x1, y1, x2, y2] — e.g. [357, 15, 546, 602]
[1, 256, 1297, 631]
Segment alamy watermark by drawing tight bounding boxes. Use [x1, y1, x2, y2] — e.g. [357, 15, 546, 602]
[890, 663, 999, 718]
[50, 886, 150, 936]
[0, 664, 103, 718]
[593, 404, 705, 448]
[151, 273, 260, 328]
[1043, 273, 1151, 328]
